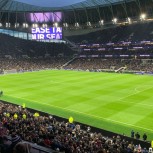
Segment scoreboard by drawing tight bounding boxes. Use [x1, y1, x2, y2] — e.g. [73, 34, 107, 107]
[31, 27, 62, 40]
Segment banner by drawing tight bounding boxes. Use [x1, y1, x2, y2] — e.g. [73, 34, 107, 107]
[31, 27, 62, 40]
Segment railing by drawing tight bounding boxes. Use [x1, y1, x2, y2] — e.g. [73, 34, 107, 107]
[23, 141, 59, 153]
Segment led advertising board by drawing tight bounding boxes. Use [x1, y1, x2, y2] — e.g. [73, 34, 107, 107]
[31, 27, 62, 40]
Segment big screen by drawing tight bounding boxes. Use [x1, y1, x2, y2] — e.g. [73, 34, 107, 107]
[31, 27, 62, 40]
[30, 12, 62, 23]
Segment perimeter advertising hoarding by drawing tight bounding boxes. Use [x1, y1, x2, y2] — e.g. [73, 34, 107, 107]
[31, 27, 62, 40]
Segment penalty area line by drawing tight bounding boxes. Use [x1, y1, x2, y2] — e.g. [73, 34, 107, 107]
[119, 85, 153, 101]
[2, 94, 153, 133]
[118, 99, 153, 107]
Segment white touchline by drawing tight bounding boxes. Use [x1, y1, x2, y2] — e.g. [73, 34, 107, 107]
[2, 94, 153, 133]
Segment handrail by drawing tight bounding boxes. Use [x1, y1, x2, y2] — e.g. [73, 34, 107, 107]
[23, 141, 58, 153]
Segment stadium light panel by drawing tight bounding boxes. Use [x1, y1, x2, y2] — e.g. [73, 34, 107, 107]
[127, 17, 131, 24]
[112, 18, 117, 24]
[75, 22, 79, 27]
[53, 22, 58, 27]
[32, 23, 38, 28]
[140, 13, 146, 20]
[63, 23, 68, 27]
[99, 20, 104, 25]
[87, 21, 91, 26]
[15, 23, 20, 28]
[42, 23, 48, 28]
[6, 22, 11, 28]
[23, 23, 28, 28]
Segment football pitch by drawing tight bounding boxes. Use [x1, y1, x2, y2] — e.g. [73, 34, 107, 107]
[0, 70, 153, 140]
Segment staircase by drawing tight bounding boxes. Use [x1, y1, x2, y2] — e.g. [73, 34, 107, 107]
[64, 37, 81, 52]
[115, 67, 127, 73]
[61, 57, 77, 68]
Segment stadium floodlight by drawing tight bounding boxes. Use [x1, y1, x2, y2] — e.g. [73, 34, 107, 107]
[127, 17, 131, 24]
[140, 13, 146, 20]
[53, 22, 58, 27]
[0, 23, 2, 27]
[32, 23, 38, 28]
[6, 22, 11, 28]
[75, 22, 79, 27]
[63, 23, 68, 27]
[42, 24, 48, 28]
[99, 20, 104, 26]
[112, 18, 117, 24]
[15, 23, 19, 28]
[87, 21, 91, 27]
[23, 23, 28, 28]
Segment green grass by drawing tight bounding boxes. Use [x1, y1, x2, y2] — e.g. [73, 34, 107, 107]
[0, 70, 153, 140]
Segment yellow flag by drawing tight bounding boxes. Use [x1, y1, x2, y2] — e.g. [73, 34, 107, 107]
[22, 103, 26, 108]
[22, 114, 26, 119]
[151, 140, 153, 148]
[6, 113, 10, 117]
[69, 116, 74, 123]
[14, 113, 18, 119]
[34, 112, 39, 117]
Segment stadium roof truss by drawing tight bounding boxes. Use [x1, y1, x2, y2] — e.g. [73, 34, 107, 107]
[0, 0, 137, 12]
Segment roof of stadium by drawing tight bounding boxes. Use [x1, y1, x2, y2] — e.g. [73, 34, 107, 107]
[0, 0, 135, 12]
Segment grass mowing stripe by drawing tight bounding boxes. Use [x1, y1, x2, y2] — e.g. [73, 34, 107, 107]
[119, 99, 153, 107]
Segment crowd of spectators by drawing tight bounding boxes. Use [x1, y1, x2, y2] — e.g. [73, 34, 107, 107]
[0, 33, 75, 58]
[0, 57, 153, 74]
[0, 58, 70, 73]
[79, 42, 153, 57]
[68, 21, 153, 44]
[64, 58, 153, 73]
[0, 101, 150, 153]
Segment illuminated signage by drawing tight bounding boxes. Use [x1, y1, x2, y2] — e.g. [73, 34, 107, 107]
[31, 27, 62, 40]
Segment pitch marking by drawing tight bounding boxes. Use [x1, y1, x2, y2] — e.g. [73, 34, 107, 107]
[119, 85, 153, 101]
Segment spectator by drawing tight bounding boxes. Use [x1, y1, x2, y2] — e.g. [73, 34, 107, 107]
[143, 133, 147, 141]
[135, 132, 140, 139]
[10, 134, 22, 153]
[131, 130, 134, 138]
[1, 136, 12, 153]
